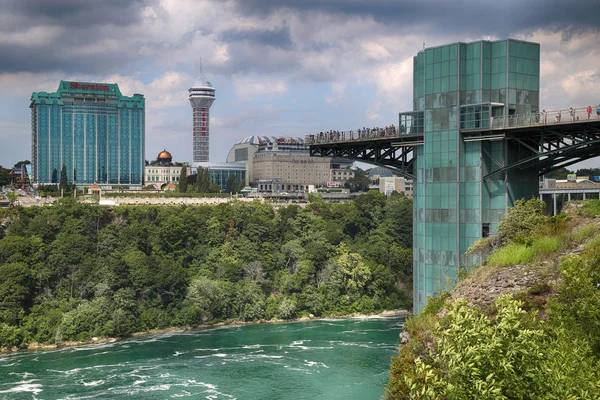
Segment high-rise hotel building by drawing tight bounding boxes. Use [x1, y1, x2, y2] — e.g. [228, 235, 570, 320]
[30, 81, 145, 186]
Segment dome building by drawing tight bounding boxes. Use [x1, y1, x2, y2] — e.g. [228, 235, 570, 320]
[144, 149, 187, 190]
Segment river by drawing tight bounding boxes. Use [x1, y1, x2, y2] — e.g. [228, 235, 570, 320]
[0, 317, 404, 399]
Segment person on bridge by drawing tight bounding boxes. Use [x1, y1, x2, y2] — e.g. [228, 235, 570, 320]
[597, 104, 600, 119]
[569, 107, 574, 121]
[587, 105, 593, 120]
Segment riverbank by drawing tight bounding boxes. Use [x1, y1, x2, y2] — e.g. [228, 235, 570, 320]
[1, 309, 409, 354]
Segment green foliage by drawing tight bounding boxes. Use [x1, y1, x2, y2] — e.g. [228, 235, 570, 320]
[579, 199, 600, 217]
[344, 168, 370, 192]
[178, 167, 187, 193]
[573, 223, 596, 242]
[486, 235, 561, 267]
[389, 296, 600, 399]
[0, 195, 412, 347]
[497, 197, 547, 244]
[0, 165, 10, 187]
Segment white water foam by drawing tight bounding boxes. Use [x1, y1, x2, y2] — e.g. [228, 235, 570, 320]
[82, 380, 105, 387]
[0, 380, 43, 394]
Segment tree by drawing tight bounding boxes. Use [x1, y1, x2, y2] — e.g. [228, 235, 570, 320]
[344, 168, 370, 192]
[226, 174, 244, 194]
[0, 165, 10, 187]
[59, 164, 68, 193]
[178, 167, 188, 193]
[194, 167, 210, 193]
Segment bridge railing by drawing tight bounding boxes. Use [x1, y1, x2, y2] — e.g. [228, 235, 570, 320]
[306, 106, 600, 145]
[489, 107, 598, 130]
[305, 126, 403, 145]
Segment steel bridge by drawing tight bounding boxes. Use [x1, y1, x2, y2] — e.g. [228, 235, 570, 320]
[307, 107, 600, 180]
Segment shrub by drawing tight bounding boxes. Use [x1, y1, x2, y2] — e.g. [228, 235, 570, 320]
[396, 296, 600, 400]
[497, 198, 546, 244]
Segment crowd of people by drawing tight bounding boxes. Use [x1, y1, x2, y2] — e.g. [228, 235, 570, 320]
[308, 124, 400, 143]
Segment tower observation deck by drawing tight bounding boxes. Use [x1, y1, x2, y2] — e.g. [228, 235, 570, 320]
[189, 74, 216, 162]
[306, 38, 600, 314]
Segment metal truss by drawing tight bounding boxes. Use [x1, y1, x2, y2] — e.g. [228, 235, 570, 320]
[479, 121, 600, 179]
[309, 138, 419, 179]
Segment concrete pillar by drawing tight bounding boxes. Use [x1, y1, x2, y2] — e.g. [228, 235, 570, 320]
[553, 193, 557, 216]
[568, 192, 571, 202]
[583, 192, 586, 200]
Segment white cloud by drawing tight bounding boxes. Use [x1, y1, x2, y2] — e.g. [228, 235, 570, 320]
[232, 76, 288, 100]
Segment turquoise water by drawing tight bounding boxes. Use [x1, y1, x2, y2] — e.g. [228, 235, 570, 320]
[0, 317, 403, 399]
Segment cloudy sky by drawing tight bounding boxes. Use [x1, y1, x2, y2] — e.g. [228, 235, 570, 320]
[1, 0, 599, 168]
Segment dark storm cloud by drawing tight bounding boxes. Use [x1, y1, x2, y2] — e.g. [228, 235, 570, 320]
[0, 0, 156, 74]
[227, 0, 600, 37]
[219, 26, 293, 50]
[5, 0, 150, 28]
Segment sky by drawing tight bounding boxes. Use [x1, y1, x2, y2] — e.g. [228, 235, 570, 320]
[1, 0, 599, 169]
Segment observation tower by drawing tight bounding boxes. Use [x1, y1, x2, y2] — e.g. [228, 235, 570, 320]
[188, 69, 215, 162]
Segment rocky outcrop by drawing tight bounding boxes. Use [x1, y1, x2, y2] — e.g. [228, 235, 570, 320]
[380, 309, 410, 318]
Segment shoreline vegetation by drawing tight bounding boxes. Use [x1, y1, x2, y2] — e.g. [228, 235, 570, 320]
[3, 309, 409, 353]
[386, 199, 600, 399]
[0, 193, 413, 355]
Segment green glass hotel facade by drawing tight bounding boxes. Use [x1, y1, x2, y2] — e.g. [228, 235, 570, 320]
[30, 81, 145, 187]
[402, 39, 541, 313]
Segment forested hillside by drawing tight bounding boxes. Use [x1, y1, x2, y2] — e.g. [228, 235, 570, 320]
[0, 192, 412, 349]
[387, 199, 600, 399]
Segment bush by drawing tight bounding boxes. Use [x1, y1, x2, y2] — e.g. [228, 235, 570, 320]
[497, 198, 547, 244]
[395, 296, 600, 400]
[0, 323, 25, 348]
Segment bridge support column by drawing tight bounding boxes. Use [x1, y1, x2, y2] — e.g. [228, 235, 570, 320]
[583, 192, 586, 200]
[553, 193, 557, 216]
[568, 193, 571, 202]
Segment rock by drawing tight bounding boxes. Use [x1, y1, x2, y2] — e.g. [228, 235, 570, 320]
[380, 309, 410, 318]
[91, 337, 98, 342]
[309, 314, 315, 319]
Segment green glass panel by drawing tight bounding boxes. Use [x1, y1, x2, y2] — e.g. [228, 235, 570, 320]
[491, 58, 499, 74]
[498, 72, 506, 87]
[442, 61, 450, 77]
[449, 44, 458, 60]
[509, 57, 517, 72]
[426, 64, 433, 78]
[482, 58, 490, 74]
[509, 40, 518, 56]
[442, 46, 449, 62]
[442, 77, 449, 92]
[426, 79, 433, 95]
[466, 59, 473, 75]
[483, 74, 491, 90]
[449, 60, 458, 75]
[434, 78, 441, 93]
[473, 61, 480, 74]
[434, 63, 441, 78]
[473, 75, 480, 89]
[426, 48, 434, 64]
[449, 77, 458, 91]
[466, 44, 473, 59]
[473, 42, 480, 58]
[434, 47, 442, 63]
[509, 73, 517, 88]
[517, 58, 524, 74]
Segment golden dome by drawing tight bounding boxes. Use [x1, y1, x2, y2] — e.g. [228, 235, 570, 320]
[157, 149, 172, 160]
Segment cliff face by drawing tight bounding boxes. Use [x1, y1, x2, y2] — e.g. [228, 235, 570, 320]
[386, 200, 600, 400]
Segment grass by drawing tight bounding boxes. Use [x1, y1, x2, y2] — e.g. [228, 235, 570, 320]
[573, 224, 597, 242]
[487, 236, 562, 267]
[578, 199, 600, 217]
[583, 234, 600, 253]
